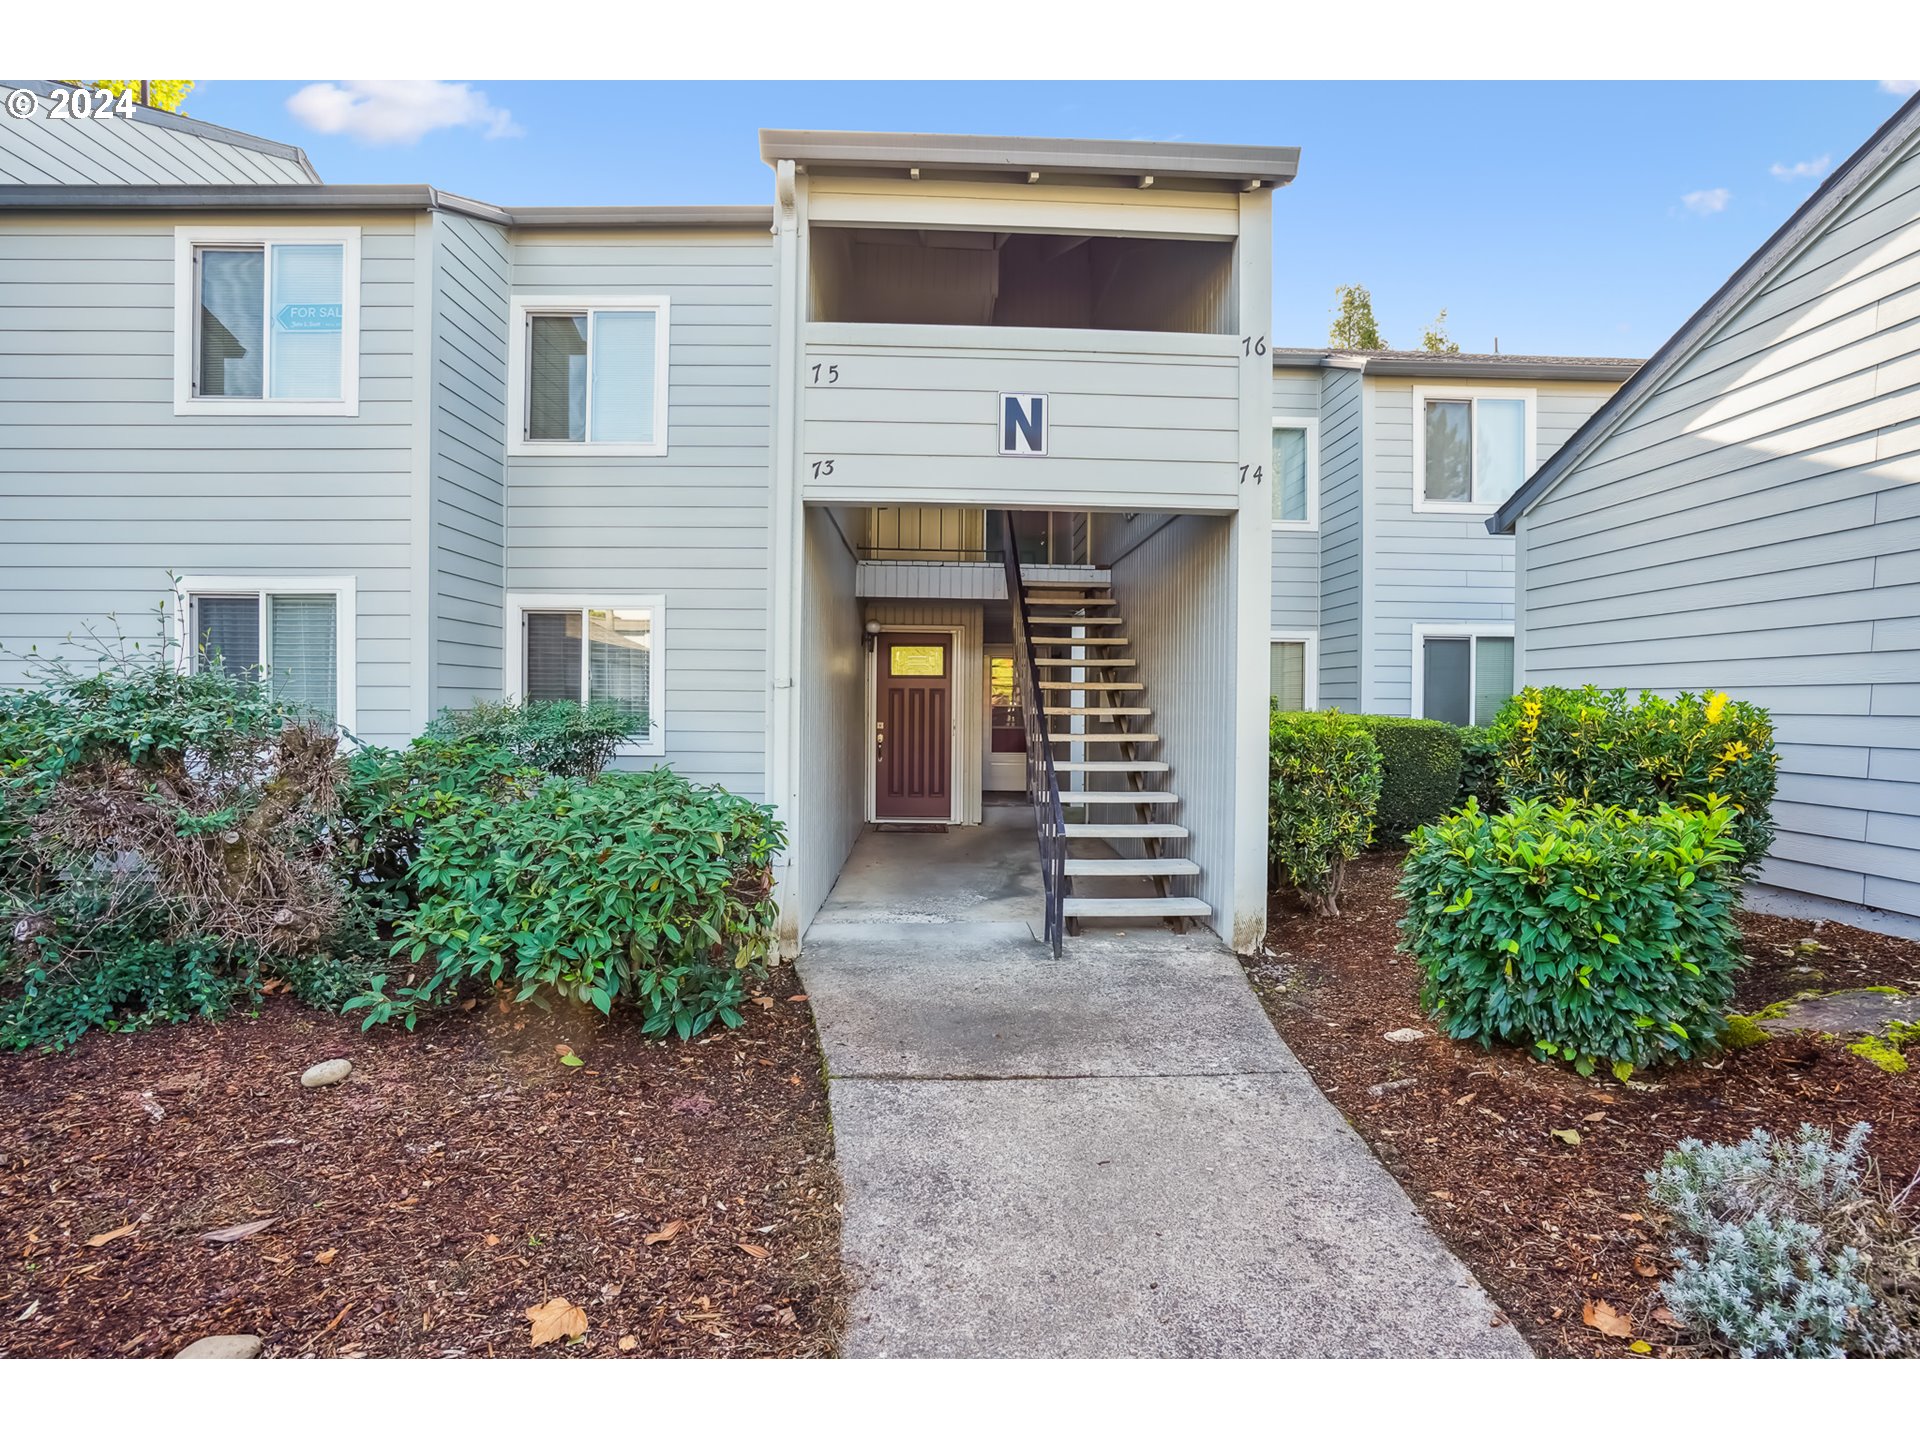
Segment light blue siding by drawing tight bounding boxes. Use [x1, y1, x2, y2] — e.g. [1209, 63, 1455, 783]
[1315, 366, 1364, 710]
[0, 210, 423, 745]
[504, 226, 775, 797]
[1269, 366, 1321, 636]
[1516, 128, 1920, 918]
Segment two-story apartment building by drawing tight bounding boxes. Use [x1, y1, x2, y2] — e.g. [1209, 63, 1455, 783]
[0, 85, 1637, 954]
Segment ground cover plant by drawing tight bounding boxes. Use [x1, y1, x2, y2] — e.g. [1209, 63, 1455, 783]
[1489, 686, 1778, 872]
[1399, 797, 1747, 1080]
[1246, 850, 1920, 1358]
[1267, 708, 1382, 917]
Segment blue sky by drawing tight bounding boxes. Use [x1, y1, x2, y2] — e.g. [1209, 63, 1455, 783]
[188, 79, 1913, 356]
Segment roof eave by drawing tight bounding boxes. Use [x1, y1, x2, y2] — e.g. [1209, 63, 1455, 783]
[758, 127, 1299, 188]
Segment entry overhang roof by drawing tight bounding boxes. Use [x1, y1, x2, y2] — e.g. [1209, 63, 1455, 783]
[759, 128, 1300, 189]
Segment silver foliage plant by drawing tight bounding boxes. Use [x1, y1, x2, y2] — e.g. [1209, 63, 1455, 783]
[1647, 1122, 1907, 1358]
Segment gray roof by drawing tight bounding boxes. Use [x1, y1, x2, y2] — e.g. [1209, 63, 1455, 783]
[760, 128, 1299, 188]
[0, 184, 772, 230]
[1489, 90, 1920, 535]
[1272, 347, 1641, 383]
[5, 80, 321, 181]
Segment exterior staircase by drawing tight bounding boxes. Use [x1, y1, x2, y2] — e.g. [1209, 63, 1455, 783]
[1021, 577, 1209, 933]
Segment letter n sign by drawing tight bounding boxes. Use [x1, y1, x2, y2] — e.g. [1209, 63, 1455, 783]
[999, 392, 1048, 456]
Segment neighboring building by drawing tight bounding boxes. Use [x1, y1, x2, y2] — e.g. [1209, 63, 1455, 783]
[0, 81, 318, 185]
[1494, 93, 1920, 929]
[0, 99, 1636, 953]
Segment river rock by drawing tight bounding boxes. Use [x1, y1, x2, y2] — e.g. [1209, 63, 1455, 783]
[300, 1059, 352, 1089]
[177, 1334, 263, 1359]
[1755, 989, 1919, 1039]
[1383, 1027, 1428, 1043]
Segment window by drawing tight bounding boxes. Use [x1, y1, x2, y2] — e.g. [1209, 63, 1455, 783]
[175, 576, 356, 727]
[506, 595, 666, 755]
[173, 227, 360, 415]
[1412, 388, 1534, 510]
[509, 296, 670, 456]
[1269, 631, 1318, 711]
[1271, 417, 1319, 529]
[1414, 627, 1515, 727]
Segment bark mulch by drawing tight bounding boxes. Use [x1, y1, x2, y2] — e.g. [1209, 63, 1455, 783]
[1246, 852, 1920, 1360]
[0, 986, 844, 1358]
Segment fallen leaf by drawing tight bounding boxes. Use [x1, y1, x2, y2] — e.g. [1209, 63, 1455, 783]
[526, 1297, 589, 1347]
[201, 1218, 275, 1244]
[483, 1234, 500, 1247]
[1583, 1112, 1607, 1123]
[16, 1300, 39, 1322]
[315, 1248, 338, 1266]
[1454, 1092, 1477, 1106]
[323, 1302, 354, 1333]
[559, 1054, 585, 1068]
[1551, 1128, 1582, 1146]
[555, 1044, 573, 1057]
[1629, 1340, 1653, 1355]
[752, 996, 774, 1010]
[1583, 1299, 1632, 1338]
[618, 1334, 638, 1351]
[84, 1223, 137, 1248]
[644, 1220, 685, 1246]
[786, 994, 808, 1003]
[1653, 1306, 1678, 1328]
[1633, 1254, 1659, 1278]
[1428, 1190, 1453, 1201]
[390, 1195, 419, 1209]
[736, 1242, 769, 1258]
[1619, 1212, 1644, 1223]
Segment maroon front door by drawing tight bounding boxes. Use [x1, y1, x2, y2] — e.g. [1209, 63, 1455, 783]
[875, 633, 952, 820]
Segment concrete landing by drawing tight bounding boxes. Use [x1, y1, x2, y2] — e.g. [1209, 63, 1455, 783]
[801, 909, 1529, 1357]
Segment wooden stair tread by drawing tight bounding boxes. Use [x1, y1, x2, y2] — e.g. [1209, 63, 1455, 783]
[1027, 617, 1124, 627]
[1060, 790, 1177, 804]
[1055, 760, 1168, 772]
[1043, 706, 1151, 716]
[1044, 732, 1159, 743]
[1033, 657, 1136, 667]
[1027, 597, 1117, 607]
[1038, 680, 1144, 691]
[1063, 822, 1188, 839]
[1062, 896, 1211, 918]
[1063, 857, 1199, 877]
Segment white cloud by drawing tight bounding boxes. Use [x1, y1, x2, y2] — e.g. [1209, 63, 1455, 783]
[1880, 79, 1919, 96]
[1681, 187, 1732, 216]
[1770, 154, 1830, 182]
[286, 80, 523, 146]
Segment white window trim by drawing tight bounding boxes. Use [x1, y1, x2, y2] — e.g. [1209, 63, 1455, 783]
[507, 295, 671, 458]
[502, 592, 667, 757]
[1409, 386, 1536, 515]
[1269, 628, 1319, 710]
[1270, 415, 1320, 532]
[1411, 622, 1515, 727]
[172, 226, 361, 417]
[172, 574, 357, 731]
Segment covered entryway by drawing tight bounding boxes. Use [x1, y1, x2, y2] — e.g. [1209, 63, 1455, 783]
[872, 631, 954, 821]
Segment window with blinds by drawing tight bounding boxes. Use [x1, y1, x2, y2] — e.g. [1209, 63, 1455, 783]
[1419, 632, 1515, 727]
[520, 303, 666, 450]
[1272, 424, 1314, 526]
[1269, 640, 1308, 711]
[521, 604, 658, 745]
[192, 238, 347, 402]
[187, 590, 339, 723]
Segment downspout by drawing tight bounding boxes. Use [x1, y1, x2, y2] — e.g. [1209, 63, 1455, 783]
[767, 160, 806, 953]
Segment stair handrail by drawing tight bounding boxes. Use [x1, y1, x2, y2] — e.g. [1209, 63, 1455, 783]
[999, 511, 1068, 957]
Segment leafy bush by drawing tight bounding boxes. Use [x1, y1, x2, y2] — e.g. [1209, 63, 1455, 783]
[1488, 686, 1779, 872]
[1353, 716, 1462, 844]
[2, 622, 361, 1048]
[423, 698, 637, 779]
[1649, 1122, 1914, 1357]
[333, 738, 541, 910]
[346, 768, 785, 1039]
[1399, 796, 1746, 1079]
[1268, 708, 1382, 917]
[1455, 725, 1502, 815]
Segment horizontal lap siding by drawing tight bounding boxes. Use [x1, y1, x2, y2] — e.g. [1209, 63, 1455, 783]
[801, 325, 1242, 511]
[430, 212, 510, 712]
[1370, 377, 1620, 716]
[0, 85, 312, 185]
[0, 211, 422, 745]
[506, 228, 774, 798]
[1518, 132, 1920, 916]
[1315, 367, 1363, 710]
[1269, 367, 1320, 633]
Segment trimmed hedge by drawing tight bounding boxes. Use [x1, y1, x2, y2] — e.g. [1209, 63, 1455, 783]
[1268, 708, 1382, 917]
[1400, 796, 1747, 1080]
[1456, 725, 1502, 814]
[1488, 686, 1779, 873]
[1353, 715, 1463, 844]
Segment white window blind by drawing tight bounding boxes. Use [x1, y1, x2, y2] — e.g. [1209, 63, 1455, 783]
[1270, 641, 1307, 711]
[522, 605, 656, 744]
[267, 595, 338, 719]
[1273, 426, 1309, 524]
[268, 244, 344, 401]
[588, 311, 658, 444]
[194, 594, 261, 676]
[197, 249, 264, 398]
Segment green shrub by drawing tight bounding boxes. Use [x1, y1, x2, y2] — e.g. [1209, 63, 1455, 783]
[1268, 708, 1383, 917]
[0, 932, 258, 1052]
[423, 698, 637, 779]
[1488, 685, 1778, 872]
[1353, 716, 1463, 844]
[346, 768, 786, 1039]
[334, 737, 541, 910]
[1399, 796, 1746, 1079]
[1455, 725, 1502, 814]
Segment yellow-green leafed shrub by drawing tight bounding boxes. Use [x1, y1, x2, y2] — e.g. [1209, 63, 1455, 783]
[1268, 708, 1382, 917]
[1399, 797, 1746, 1079]
[1487, 686, 1778, 873]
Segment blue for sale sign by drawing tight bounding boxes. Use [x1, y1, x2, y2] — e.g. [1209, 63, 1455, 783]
[275, 303, 343, 332]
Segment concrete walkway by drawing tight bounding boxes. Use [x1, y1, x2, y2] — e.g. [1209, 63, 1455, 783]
[802, 821, 1530, 1358]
